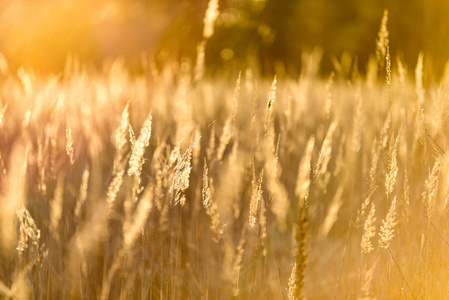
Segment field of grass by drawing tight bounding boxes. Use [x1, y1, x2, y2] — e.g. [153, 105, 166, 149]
[1, 9, 449, 300]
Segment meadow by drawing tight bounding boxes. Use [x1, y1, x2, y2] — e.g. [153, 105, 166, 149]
[1, 8, 449, 300]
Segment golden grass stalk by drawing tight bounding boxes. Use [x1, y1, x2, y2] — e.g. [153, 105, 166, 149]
[415, 52, 425, 106]
[128, 114, 152, 177]
[75, 165, 90, 219]
[401, 169, 410, 224]
[324, 72, 334, 121]
[217, 74, 241, 161]
[368, 138, 380, 194]
[106, 169, 125, 213]
[170, 137, 201, 206]
[296, 136, 315, 205]
[386, 46, 392, 88]
[232, 233, 246, 296]
[379, 196, 397, 249]
[289, 207, 308, 300]
[113, 102, 130, 175]
[287, 262, 299, 300]
[207, 123, 216, 162]
[320, 184, 344, 236]
[202, 158, 224, 239]
[385, 130, 400, 198]
[194, 41, 206, 81]
[352, 95, 364, 153]
[314, 121, 338, 182]
[376, 9, 389, 67]
[360, 261, 376, 300]
[203, 0, 219, 39]
[249, 168, 264, 228]
[16, 206, 42, 263]
[356, 190, 375, 228]
[202, 158, 212, 208]
[361, 203, 376, 254]
[264, 76, 277, 133]
[123, 188, 153, 251]
[422, 158, 441, 220]
[65, 120, 74, 165]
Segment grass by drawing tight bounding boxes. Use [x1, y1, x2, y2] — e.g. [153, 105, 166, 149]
[1, 10, 449, 299]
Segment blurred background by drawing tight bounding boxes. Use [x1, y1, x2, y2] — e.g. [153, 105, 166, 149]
[0, 0, 448, 78]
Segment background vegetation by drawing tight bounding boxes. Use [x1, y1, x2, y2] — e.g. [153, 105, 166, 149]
[1, 0, 449, 78]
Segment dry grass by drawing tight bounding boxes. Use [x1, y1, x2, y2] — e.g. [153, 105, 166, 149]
[2, 10, 449, 300]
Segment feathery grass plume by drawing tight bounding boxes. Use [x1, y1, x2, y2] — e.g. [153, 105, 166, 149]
[379, 196, 397, 249]
[106, 169, 125, 213]
[417, 103, 426, 144]
[385, 129, 400, 198]
[356, 189, 375, 228]
[259, 194, 268, 256]
[193, 126, 202, 167]
[65, 120, 74, 165]
[102, 189, 152, 300]
[360, 262, 376, 300]
[265, 134, 289, 225]
[264, 76, 277, 133]
[397, 58, 407, 87]
[250, 79, 258, 132]
[324, 72, 334, 121]
[231, 72, 241, 122]
[296, 136, 315, 206]
[16, 206, 43, 264]
[75, 165, 90, 219]
[217, 74, 240, 161]
[386, 46, 392, 88]
[379, 112, 391, 150]
[361, 203, 376, 254]
[415, 52, 425, 106]
[422, 158, 441, 220]
[170, 136, 201, 206]
[249, 168, 264, 228]
[368, 138, 380, 194]
[320, 184, 344, 236]
[194, 41, 206, 81]
[128, 114, 152, 177]
[232, 233, 246, 296]
[207, 122, 216, 162]
[314, 121, 338, 182]
[366, 55, 378, 88]
[287, 262, 299, 300]
[202, 158, 212, 208]
[352, 94, 364, 153]
[401, 169, 410, 223]
[123, 188, 153, 252]
[376, 9, 389, 67]
[202, 158, 224, 239]
[129, 123, 136, 150]
[113, 102, 130, 175]
[0, 103, 7, 125]
[203, 0, 219, 39]
[50, 174, 64, 240]
[289, 208, 308, 300]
